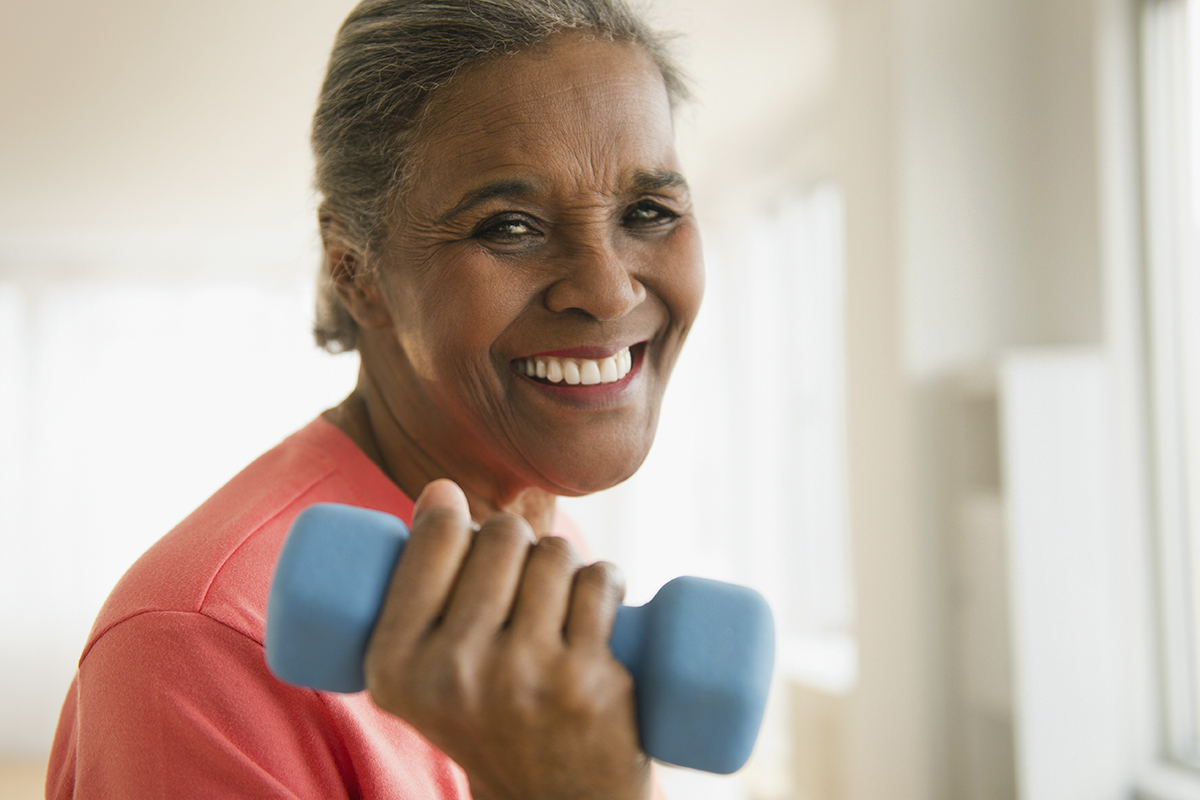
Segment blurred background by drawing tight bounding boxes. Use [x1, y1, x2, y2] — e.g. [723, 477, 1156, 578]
[1, 0, 1197, 798]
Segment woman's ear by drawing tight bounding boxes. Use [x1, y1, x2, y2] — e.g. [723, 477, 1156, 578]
[319, 206, 393, 329]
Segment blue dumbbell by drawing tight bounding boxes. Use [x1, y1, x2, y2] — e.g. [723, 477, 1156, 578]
[265, 503, 775, 774]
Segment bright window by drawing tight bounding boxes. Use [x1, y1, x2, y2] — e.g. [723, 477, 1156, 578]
[1142, 0, 1200, 773]
[0, 237, 360, 756]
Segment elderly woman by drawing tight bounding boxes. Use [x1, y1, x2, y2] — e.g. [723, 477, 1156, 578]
[46, 0, 703, 797]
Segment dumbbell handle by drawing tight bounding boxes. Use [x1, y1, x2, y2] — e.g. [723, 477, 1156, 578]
[265, 503, 774, 774]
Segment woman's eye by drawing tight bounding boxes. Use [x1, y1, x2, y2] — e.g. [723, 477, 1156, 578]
[624, 200, 679, 227]
[476, 215, 540, 241]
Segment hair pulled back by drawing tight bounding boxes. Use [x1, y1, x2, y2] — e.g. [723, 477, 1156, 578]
[312, 0, 689, 352]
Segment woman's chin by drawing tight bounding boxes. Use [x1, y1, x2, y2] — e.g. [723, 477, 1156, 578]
[538, 448, 651, 498]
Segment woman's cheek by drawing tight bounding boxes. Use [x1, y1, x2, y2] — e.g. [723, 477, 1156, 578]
[662, 225, 706, 332]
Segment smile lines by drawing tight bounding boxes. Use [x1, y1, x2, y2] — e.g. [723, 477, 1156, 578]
[516, 347, 633, 386]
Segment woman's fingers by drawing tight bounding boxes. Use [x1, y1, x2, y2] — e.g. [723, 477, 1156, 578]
[364, 482, 475, 695]
[509, 536, 583, 642]
[565, 561, 626, 650]
[438, 513, 535, 639]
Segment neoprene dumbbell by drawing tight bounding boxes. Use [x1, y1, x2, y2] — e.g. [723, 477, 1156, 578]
[265, 503, 775, 774]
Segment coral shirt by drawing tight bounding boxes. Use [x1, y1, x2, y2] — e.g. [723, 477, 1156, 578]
[46, 416, 589, 799]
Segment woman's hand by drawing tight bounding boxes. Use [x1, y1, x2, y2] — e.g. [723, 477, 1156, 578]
[363, 479, 651, 800]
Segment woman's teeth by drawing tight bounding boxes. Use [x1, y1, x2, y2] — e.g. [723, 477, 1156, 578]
[517, 347, 633, 386]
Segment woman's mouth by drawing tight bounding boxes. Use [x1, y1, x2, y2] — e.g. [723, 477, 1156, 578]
[513, 345, 636, 386]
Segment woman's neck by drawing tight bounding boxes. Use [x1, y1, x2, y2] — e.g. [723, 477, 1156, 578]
[323, 370, 559, 536]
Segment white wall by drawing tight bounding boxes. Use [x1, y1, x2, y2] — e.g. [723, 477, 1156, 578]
[0, 0, 352, 233]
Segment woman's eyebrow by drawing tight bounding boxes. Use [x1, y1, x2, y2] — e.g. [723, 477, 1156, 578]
[437, 170, 688, 224]
[628, 169, 689, 194]
[437, 178, 541, 224]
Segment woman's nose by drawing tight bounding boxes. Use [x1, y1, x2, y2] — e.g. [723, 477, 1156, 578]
[543, 241, 646, 321]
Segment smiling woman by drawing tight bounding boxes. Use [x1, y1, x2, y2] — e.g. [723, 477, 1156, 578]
[326, 32, 703, 520]
[45, 1, 700, 799]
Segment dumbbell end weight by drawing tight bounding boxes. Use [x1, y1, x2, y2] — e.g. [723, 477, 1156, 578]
[265, 504, 407, 693]
[266, 503, 775, 774]
[612, 578, 775, 774]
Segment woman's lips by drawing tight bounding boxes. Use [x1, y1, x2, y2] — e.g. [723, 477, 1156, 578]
[512, 343, 641, 387]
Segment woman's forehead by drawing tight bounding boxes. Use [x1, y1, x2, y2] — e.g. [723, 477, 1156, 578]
[407, 34, 678, 205]
[429, 32, 668, 119]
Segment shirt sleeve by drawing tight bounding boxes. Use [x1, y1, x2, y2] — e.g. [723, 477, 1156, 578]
[66, 610, 354, 799]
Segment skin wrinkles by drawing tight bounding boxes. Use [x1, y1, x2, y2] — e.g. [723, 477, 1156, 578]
[428, 60, 656, 144]
[325, 32, 703, 534]
[415, 56, 671, 209]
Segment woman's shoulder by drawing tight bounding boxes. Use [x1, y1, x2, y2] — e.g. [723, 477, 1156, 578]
[84, 417, 411, 655]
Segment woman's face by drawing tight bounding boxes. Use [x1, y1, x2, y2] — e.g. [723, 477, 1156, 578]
[366, 32, 704, 498]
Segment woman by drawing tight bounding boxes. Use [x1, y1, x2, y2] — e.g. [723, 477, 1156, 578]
[47, 0, 703, 797]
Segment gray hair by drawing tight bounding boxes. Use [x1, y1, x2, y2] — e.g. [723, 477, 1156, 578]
[312, 0, 690, 353]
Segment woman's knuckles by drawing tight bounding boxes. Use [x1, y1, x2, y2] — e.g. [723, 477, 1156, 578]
[416, 647, 485, 714]
[528, 535, 580, 569]
[575, 561, 624, 599]
[409, 507, 474, 550]
[488, 650, 628, 728]
[484, 666, 546, 727]
[473, 517, 536, 554]
[375, 658, 482, 727]
[421, 652, 627, 732]
[551, 654, 631, 721]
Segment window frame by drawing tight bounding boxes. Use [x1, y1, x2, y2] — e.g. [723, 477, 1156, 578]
[1138, 0, 1200, 790]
